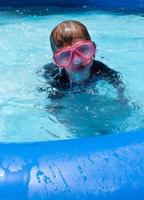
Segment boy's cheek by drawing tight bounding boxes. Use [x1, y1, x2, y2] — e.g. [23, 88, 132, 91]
[84, 58, 94, 68]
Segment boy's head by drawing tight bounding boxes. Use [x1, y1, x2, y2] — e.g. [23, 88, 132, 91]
[50, 20, 96, 82]
[50, 20, 91, 53]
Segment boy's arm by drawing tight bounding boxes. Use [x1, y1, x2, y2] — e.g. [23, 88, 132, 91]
[107, 71, 126, 102]
[38, 63, 65, 99]
[95, 60, 126, 101]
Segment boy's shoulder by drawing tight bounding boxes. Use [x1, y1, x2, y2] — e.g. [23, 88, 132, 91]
[41, 62, 59, 80]
[92, 60, 119, 75]
[41, 62, 70, 88]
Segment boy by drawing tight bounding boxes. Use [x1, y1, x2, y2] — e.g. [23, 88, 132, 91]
[42, 20, 125, 99]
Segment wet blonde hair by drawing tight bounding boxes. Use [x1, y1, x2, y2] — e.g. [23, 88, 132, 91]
[50, 20, 91, 53]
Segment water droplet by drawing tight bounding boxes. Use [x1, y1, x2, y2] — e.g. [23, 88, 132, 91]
[85, 106, 89, 111]
[83, 5, 87, 8]
[36, 170, 44, 183]
[0, 168, 5, 177]
[88, 158, 94, 165]
[44, 176, 48, 184]
[62, 188, 66, 192]
[83, 176, 88, 182]
[100, 177, 105, 181]
[113, 153, 119, 158]
[104, 158, 108, 162]
[77, 166, 83, 174]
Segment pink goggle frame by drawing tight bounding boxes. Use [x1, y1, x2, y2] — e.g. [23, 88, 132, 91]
[53, 40, 96, 69]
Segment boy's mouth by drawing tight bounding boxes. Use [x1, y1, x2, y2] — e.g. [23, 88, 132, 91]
[69, 58, 93, 72]
[71, 65, 85, 72]
[76, 65, 85, 70]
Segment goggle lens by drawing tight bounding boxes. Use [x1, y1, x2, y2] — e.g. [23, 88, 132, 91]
[76, 43, 94, 58]
[55, 50, 71, 66]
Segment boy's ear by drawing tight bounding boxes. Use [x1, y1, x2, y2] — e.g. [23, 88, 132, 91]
[92, 41, 96, 58]
[92, 41, 96, 49]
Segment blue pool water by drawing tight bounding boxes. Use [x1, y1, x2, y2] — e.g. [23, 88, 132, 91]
[0, 7, 144, 142]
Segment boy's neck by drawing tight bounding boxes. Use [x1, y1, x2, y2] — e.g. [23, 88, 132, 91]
[67, 68, 91, 84]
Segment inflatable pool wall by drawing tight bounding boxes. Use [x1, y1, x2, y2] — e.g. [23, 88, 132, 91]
[0, 0, 144, 9]
[0, 0, 144, 199]
[1, 131, 144, 200]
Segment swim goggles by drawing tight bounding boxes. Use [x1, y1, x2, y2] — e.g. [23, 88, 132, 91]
[53, 40, 96, 69]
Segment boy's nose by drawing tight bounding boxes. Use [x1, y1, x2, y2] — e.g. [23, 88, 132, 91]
[72, 53, 83, 65]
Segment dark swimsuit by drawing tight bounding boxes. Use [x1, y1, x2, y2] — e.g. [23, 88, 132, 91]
[40, 60, 125, 99]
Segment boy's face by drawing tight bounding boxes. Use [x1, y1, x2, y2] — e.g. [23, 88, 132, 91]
[55, 39, 94, 73]
[52, 27, 96, 73]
